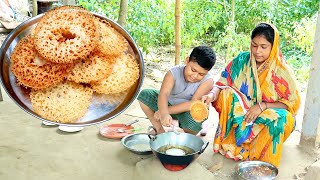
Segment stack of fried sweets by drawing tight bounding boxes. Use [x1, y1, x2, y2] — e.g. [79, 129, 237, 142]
[10, 6, 140, 123]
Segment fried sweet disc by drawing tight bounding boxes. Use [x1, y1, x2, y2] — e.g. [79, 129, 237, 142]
[10, 36, 73, 90]
[91, 54, 140, 94]
[95, 18, 129, 57]
[33, 6, 99, 63]
[44, 5, 89, 14]
[190, 101, 208, 122]
[66, 51, 116, 83]
[30, 81, 93, 123]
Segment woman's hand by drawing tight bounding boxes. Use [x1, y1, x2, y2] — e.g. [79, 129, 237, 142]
[201, 92, 215, 106]
[244, 104, 263, 123]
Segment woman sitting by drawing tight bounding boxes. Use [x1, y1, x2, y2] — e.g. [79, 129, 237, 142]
[202, 22, 301, 167]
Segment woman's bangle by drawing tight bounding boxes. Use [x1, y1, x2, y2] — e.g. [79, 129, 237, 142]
[258, 102, 264, 112]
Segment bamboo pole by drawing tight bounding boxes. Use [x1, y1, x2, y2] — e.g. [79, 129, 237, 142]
[232, 0, 235, 22]
[174, 0, 181, 65]
[300, 12, 320, 148]
[0, 87, 2, 101]
[225, 0, 235, 63]
[32, 0, 37, 16]
[118, 0, 128, 26]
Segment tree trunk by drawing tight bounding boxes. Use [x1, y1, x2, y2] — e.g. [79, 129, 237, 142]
[63, 0, 77, 5]
[118, 0, 128, 26]
[175, 0, 181, 65]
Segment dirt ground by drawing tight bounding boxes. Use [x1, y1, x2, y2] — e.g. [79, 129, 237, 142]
[0, 76, 317, 180]
[0, 32, 319, 179]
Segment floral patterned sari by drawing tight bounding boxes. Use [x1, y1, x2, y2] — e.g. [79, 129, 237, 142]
[213, 23, 301, 167]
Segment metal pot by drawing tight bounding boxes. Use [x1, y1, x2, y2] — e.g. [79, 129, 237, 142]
[121, 133, 153, 155]
[148, 126, 209, 171]
[0, 12, 144, 126]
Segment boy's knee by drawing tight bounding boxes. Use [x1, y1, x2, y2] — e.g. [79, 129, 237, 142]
[137, 89, 148, 98]
[138, 101, 151, 111]
[137, 89, 157, 100]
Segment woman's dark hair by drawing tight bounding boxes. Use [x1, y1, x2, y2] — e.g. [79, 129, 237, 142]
[251, 23, 275, 45]
[189, 46, 216, 70]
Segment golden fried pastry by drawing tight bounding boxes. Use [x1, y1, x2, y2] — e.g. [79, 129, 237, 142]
[10, 36, 73, 90]
[190, 101, 208, 122]
[45, 5, 89, 14]
[91, 54, 140, 94]
[66, 51, 116, 83]
[33, 6, 99, 63]
[30, 81, 93, 123]
[95, 18, 129, 57]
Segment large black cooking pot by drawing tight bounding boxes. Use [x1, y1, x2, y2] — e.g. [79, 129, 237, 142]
[148, 126, 209, 171]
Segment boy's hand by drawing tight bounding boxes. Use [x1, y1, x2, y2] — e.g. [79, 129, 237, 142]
[160, 114, 172, 127]
[154, 110, 161, 121]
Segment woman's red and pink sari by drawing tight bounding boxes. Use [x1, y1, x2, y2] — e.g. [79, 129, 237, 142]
[213, 23, 301, 167]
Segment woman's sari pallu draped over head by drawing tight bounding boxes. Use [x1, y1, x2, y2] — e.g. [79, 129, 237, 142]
[212, 23, 301, 167]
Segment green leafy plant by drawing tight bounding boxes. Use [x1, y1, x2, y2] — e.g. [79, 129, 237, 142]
[79, 0, 119, 19]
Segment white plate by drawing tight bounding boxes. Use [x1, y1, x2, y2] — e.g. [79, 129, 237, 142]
[42, 121, 58, 126]
[58, 125, 84, 133]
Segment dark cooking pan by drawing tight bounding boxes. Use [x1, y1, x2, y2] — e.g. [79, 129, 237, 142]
[148, 126, 209, 171]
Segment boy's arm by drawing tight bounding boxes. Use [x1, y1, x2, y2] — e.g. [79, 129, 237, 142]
[167, 78, 214, 114]
[158, 71, 175, 125]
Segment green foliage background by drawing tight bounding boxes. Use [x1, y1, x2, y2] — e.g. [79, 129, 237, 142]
[79, 0, 319, 83]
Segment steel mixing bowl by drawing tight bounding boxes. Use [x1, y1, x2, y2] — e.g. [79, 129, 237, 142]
[0, 12, 144, 126]
[121, 133, 152, 155]
[235, 161, 278, 180]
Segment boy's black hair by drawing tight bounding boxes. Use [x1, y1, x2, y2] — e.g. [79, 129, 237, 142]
[251, 23, 275, 45]
[189, 46, 216, 70]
